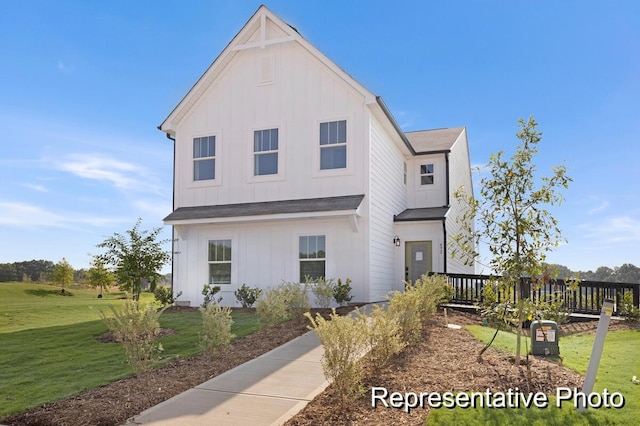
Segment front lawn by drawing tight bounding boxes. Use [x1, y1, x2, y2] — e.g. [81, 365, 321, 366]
[0, 282, 261, 417]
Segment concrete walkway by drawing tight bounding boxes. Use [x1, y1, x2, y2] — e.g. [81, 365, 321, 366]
[127, 329, 329, 426]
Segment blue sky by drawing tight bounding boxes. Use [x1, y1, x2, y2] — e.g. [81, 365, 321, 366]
[1, 1, 639, 274]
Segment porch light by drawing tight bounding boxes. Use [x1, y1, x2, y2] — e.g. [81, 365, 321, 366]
[393, 235, 401, 247]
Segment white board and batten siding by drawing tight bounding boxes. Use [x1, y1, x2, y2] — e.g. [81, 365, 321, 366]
[173, 217, 368, 307]
[368, 116, 408, 299]
[406, 155, 448, 209]
[173, 33, 371, 210]
[445, 128, 475, 274]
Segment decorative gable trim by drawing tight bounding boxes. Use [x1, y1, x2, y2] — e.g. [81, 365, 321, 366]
[159, 5, 375, 135]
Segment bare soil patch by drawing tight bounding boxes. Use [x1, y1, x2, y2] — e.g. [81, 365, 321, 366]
[3, 308, 637, 426]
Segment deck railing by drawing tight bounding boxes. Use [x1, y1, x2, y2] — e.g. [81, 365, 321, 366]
[439, 272, 640, 316]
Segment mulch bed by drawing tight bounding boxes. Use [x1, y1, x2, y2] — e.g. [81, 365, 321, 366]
[3, 307, 637, 426]
[286, 310, 639, 425]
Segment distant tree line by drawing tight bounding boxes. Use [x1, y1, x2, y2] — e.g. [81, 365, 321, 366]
[544, 263, 640, 284]
[0, 259, 171, 287]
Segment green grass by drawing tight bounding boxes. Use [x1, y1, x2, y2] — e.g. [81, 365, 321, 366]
[427, 323, 640, 425]
[0, 282, 262, 417]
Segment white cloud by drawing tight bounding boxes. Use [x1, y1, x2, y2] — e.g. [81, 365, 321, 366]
[587, 200, 610, 215]
[0, 200, 127, 230]
[132, 199, 173, 223]
[58, 153, 165, 196]
[21, 183, 48, 192]
[581, 215, 640, 244]
[57, 60, 72, 74]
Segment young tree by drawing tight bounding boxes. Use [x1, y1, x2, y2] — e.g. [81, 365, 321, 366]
[52, 258, 74, 293]
[88, 257, 115, 297]
[95, 219, 170, 301]
[452, 116, 571, 364]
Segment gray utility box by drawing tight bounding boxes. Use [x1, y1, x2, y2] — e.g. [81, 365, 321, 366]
[531, 320, 559, 355]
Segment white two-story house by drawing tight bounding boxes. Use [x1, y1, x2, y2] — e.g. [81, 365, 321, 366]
[160, 5, 474, 306]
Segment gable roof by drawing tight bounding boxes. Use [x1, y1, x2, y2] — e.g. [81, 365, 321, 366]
[159, 5, 376, 134]
[405, 127, 466, 154]
[163, 194, 365, 224]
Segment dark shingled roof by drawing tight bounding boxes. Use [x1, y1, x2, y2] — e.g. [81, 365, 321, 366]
[393, 206, 449, 222]
[164, 194, 365, 222]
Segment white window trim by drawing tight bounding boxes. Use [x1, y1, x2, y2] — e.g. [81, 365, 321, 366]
[419, 163, 435, 186]
[248, 125, 285, 183]
[188, 131, 223, 188]
[295, 232, 329, 284]
[312, 117, 354, 178]
[207, 238, 233, 286]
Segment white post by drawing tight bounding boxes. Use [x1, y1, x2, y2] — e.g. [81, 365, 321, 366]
[578, 299, 614, 413]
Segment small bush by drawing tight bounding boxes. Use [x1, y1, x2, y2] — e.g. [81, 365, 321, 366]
[256, 281, 311, 326]
[620, 291, 640, 322]
[200, 303, 235, 356]
[388, 288, 423, 345]
[101, 300, 165, 372]
[256, 286, 290, 326]
[413, 274, 454, 322]
[280, 280, 311, 317]
[310, 277, 334, 309]
[333, 278, 353, 306]
[234, 284, 262, 308]
[305, 309, 369, 405]
[202, 283, 222, 307]
[154, 286, 182, 307]
[359, 304, 405, 369]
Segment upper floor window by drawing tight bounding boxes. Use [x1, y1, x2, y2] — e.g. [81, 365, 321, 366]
[299, 235, 326, 282]
[420, 164, 434, 185]
[193, 136, 216, 181]
[254, 128, 279, 176]
[208, 239, 231, 285]
[320, 120, 346, 170]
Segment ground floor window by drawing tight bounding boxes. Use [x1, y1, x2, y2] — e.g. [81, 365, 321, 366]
[208, 239, 231, 285]
[299, 235, 325, 282]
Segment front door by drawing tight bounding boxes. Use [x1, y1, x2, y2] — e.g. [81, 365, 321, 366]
[405, 241, 432, 283]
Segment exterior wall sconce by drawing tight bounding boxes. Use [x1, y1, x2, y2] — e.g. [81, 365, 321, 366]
[393, 235, 401, 247]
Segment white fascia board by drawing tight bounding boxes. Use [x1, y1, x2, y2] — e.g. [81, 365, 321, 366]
[164, 209, 361, 227]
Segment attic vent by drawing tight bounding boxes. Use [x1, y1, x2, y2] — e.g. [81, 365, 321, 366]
[257, 55, 274, 86]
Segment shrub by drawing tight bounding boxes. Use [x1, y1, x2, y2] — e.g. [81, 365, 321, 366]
[154, 286, 182, 307]
[333, 278, 353, 306]
[359, 304, 405, 369]
[256, 281, 311, 326]
[234, 284, 262, 308]
[280, 280, 311, 317]
[620, 291, 640, 322]
[256, 286, 290, 326]
[387, 287, 423, 345]
[202, 283, 222, 307]
[413, 273, 454, 322]
[309, 277, 334, 309]
[101, 300, 165, 372]
[200, 303, 235, 356]
[305, 309, 369, 405]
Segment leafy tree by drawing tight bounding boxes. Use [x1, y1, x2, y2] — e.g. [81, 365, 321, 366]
[13, 259, 54, 282]
[453, 116, 571, 364]
[95, 219, 170, 301]
[51, 258, 74, 293]
[0, 263, 19, 282]
[88, 257, 115, 297]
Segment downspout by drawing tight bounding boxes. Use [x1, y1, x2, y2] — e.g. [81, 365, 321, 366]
[445, 152, 450, 207]
[442, 218, 447, 274]
[443, 152, 450, 274]
[162, 129, 177, 293]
